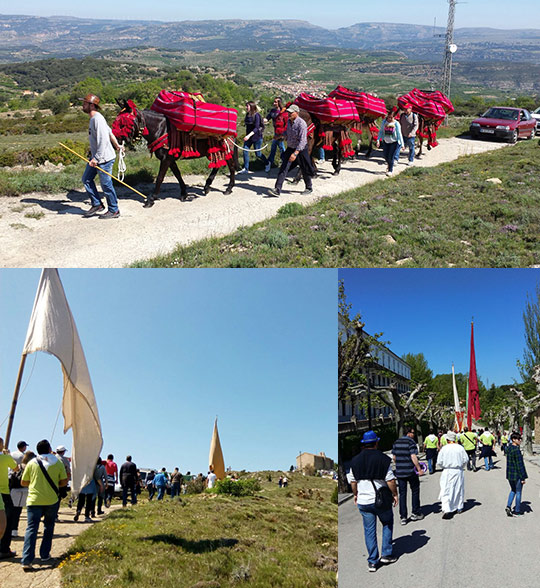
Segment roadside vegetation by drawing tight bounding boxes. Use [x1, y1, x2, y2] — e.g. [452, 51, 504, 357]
[130, 139, 540, 268]
[59, 472, 337, 588]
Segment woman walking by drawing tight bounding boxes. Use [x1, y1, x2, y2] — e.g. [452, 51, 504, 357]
[238, 101, 268, 175]
[376, 109, 404, 176]
[505, 432, 527, 517]
[264, 97, 288, 172]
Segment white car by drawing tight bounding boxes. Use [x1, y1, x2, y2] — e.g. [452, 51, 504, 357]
[532, 106, 540, 134]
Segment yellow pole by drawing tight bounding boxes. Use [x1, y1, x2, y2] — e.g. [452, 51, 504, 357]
[59, 142, 147, 200]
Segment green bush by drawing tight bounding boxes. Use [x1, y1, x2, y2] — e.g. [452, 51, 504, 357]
[277, 202, 304, 218]
[214, 478, 261, 497]
[331, 485, 338, 505]
[185, 478, 206, 494]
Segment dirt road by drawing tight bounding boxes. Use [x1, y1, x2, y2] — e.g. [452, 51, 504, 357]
[0, 504, 122, 588]
[0, 137, 506, 268]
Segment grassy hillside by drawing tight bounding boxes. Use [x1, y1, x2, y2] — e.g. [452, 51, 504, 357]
[60, 472, 337, 588]
[130, 139, 540, 269]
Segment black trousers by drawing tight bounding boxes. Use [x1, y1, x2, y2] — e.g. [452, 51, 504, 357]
[0, 492, 15, 553]
[275, 147, 313, 192]
[397, 474, 421, 520]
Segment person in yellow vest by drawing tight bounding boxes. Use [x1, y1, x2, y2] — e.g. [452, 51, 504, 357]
[458, 427, 478, 472]
[479, 428, 496, 471]
[423, 431, 439, 475]
[439, 432, 448, 448]
[501, 432, 509, 456]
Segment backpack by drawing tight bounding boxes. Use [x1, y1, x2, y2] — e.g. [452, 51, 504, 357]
[9, 468, 23, 490]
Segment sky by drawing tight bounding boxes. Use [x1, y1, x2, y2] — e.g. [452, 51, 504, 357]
[339, 268, 540, 389]
[0, 269, 336, 474]
[3, 1, 539, 30]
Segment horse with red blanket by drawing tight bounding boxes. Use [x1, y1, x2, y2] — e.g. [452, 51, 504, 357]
[111, 97, 238, 208]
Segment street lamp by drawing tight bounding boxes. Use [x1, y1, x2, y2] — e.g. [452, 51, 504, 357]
[365, 353, 372, 430]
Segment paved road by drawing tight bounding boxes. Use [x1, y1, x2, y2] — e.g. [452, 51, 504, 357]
[339, 454, 540, 587]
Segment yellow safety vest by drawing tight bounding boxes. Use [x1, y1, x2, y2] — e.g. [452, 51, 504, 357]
[425, 435, 438, 449]
[459, 432, 477, 451]
[440, 436, 448, 446]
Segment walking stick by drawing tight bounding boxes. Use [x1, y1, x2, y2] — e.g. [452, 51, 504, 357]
[58, 142, 147, 200]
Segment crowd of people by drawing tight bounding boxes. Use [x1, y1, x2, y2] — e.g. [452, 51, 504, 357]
[0, 437, 224, 571]
[347, 425, 529, 572]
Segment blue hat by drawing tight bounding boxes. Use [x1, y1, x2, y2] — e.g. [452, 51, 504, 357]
[361, 430, 380, 444]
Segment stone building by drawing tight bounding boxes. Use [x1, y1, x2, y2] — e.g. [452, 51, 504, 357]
[296, 452, 334, 472]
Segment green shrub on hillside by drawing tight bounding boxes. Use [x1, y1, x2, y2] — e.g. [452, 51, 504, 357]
[214, 478, 261, 496]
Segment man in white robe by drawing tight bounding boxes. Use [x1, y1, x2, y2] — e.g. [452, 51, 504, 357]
[436, 431, 468, 519]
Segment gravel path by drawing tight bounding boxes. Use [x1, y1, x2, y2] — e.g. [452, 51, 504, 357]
[0, 504, 122, 588]
[0, 137, 506, 268]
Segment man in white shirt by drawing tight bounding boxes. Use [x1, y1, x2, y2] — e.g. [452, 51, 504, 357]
[81, 93, 122, 219]
[347, 430, 399, 572]
[206, 467, 217, 489]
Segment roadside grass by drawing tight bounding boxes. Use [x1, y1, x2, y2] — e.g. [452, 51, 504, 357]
[132, 139, 540, 268]
[60, 472, 337, 588]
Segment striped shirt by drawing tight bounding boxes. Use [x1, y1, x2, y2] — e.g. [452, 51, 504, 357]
[392, 436, 418, 477]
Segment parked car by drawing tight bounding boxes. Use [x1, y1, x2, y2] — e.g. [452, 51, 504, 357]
[531, 106, 540, 134]
[469, 107, 536, 143]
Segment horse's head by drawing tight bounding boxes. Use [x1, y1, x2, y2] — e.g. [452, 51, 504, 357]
[111, 99, 147, 146]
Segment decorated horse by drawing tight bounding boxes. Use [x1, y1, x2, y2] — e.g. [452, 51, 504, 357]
[397, 89, 454, 157]
[111, 94, 239, 208]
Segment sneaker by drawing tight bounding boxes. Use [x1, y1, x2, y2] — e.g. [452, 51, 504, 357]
[386, 170, 394, 177]
[264, 162, 271, 173]
[302, 188, 313, 195]
[99, 210, 120, 219]
[513, 510, 524, 516]
[73, 512, 79, 521]
[407, 161, 414, 166]
[266, 188, 280, 197]
[318, 159, 325, 164]
[83, 204, 105, 218]
[368, 563, 377, 572]
[41, 556, 53, 562]
[22, 564, 33, 571]
[84, 516, 92, 522]
[400, 518, 408, 525]
[236, 168, 248, 174]
[505, 507, 513, 517]
[380, 556, 398, 565]
[11, 530, 18, 537]
[104, 498, 111, 508]
[410, 512, 424, 521]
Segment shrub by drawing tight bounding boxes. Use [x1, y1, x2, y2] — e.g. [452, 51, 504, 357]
[277, 202, 304, 218]
[185, 478, 206, 494]
[214, 478, 261, 497]
[331, 485, 338, 505]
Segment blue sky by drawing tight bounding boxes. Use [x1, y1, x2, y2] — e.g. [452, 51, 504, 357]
[4, 1, 539, 30]
[339, 269, 540, 388]
[0, 269, 336, 474]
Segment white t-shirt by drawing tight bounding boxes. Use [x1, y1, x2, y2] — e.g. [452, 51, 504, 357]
[347, 464, 396, 506]
[207, 472, 217, 488]
[89, 112, 116, 164]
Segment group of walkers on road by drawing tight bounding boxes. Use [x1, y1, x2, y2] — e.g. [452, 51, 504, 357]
[347, 426, 530, 572]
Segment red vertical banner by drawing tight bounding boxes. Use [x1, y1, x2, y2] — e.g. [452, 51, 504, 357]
[467, 322, 481, 429]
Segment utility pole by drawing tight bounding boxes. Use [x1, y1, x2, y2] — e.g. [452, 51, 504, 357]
[441, 0, 457, 98]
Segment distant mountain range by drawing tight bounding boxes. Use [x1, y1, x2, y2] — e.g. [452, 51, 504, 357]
[1, 15, 539, 64]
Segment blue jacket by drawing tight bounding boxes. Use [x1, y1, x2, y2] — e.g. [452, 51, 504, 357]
[153, 472, 168, 487]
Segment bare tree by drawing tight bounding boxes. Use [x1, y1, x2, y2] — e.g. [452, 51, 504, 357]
[376, 383, 425, 438]
[509, 365, 540, 455]
[411, 394, 434, 446]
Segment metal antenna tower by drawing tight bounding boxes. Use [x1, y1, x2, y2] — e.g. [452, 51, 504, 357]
[441, 0, 457, 97]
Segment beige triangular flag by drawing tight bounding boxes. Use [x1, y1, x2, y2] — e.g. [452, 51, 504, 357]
[208, 418, 225, 480]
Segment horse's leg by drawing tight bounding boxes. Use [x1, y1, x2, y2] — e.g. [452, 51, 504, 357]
[144, 156, 169, 208]
[169, 159, 188, 201]
[224, 160, 235, 195]
[204, 168, 219, 195]
[365, 137, 373, 159]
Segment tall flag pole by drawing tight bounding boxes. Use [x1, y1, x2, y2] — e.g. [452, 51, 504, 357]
[467, 321, 481, 429]
[452, 363, 463, 431]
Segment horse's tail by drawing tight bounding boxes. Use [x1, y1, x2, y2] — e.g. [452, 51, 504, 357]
[232, 142, 240, 171]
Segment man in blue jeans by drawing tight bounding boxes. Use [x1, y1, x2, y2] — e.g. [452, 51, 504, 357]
[392, 427, 425, 525]
[20, 439, 67, 571]
[505, 432, 527, 517]
[81, 93, 122, 219]
[347, 430, 399, 572]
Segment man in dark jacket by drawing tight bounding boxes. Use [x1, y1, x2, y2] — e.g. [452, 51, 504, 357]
[392, 427, 424, 525]
[119, 456, 138, 507]
[347, 430, 398, 572]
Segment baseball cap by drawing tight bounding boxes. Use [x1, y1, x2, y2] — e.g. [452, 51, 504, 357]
[17, 440, 28, 450]
[56, 445, 67, 453]
[286, 104, 300, 114]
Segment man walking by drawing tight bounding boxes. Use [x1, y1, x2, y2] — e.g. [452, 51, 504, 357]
[505, 432, 527, 517]
[104, 454, 118, 507]
[0, 437, 17, 559]
[397, 103, 418, 165]
[81, 93, 122, 219]
[264, 97, 288, 172]
[119, 456, 138, 507]
[423, 430, 439, 474]
[437, 431, 468, 519]
[347, 431, 398, 572]
[20, 439, 67, 570]
[392, 427, 424, 525]
[458, 427, 478, 471]
[479, 428, 496, 471]
[267, 104, 314, 197]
